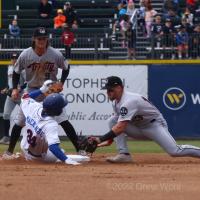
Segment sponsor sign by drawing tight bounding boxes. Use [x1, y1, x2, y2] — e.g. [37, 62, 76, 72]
[149, 65, 200, 138]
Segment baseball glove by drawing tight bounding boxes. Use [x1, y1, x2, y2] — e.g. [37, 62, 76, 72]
[44, 82, 63, 96]
[78, 136, 98, 154]
[1, 88, 12, 97]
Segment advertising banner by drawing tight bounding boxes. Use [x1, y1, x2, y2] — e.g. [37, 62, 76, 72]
[148, 65, 200, 138]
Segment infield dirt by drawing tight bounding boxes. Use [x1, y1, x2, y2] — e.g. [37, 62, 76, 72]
[0, 153, 200, 200]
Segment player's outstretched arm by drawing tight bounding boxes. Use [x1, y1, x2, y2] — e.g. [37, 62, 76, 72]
[49, 143, 80, 165]
[22, 80, 54, 100]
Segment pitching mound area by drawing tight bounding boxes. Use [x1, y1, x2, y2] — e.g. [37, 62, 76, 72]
[0, 153, 200, 200]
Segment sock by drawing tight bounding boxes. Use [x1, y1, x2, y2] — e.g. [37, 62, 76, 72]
[60, 120, 79, 152]
[4, 119, 10, 137]
[7, 124, 22, 153]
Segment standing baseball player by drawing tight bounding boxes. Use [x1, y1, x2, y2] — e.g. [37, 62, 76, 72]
[3, 27, 80, 158]
[91, 76, 200, 162]
[0, 53, 25, 145]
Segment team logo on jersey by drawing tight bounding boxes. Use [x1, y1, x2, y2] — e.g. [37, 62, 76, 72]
[163, 87, 186, 110]
[120, 107, 128, 116]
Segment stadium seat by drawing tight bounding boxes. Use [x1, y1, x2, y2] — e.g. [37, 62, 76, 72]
[16, 0, 118, 9]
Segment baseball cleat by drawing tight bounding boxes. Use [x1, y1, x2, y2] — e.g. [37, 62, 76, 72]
[106, 154, 133, 163]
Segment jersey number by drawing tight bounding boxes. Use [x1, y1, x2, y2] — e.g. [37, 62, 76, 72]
[27, 129, 36, 147]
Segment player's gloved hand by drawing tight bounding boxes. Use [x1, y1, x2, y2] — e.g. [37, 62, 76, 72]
[97, 139, 114, 147]
[78, 136, 98, 154]
[40, 80, 54, 93]
[1, 87, 9, 94]
[2, 151, 21, 160]
[65, 157, 81, 165]
[42, 81, 63, 96]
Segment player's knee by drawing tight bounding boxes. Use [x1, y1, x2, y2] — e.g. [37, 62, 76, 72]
[13, 119, 25, 127]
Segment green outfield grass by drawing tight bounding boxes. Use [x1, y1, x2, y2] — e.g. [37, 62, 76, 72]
[1, 140, 200, 154]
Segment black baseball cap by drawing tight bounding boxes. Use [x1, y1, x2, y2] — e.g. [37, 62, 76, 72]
[102, 76, 123, 90]
[11, 53, 18, 59]
[33, 27, 48, 37]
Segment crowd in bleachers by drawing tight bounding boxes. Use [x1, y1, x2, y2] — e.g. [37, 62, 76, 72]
[113, 0, 200, 59]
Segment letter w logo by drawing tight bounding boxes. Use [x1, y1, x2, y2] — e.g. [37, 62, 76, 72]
[167, 93, 184, 104]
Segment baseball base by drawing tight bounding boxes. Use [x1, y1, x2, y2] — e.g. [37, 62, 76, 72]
[67, 155, 90, 162]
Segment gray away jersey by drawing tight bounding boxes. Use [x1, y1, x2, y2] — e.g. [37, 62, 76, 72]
[14, 47, 68, 88]
[112, 91, 164, 127]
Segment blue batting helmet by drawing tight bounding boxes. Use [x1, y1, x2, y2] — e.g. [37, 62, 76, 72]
[43, 93, 68, 116]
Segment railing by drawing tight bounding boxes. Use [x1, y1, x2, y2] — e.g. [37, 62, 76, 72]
[147, 33, 200, 59]
[0, 33, 200, 60]
[0, 33, 111, 60]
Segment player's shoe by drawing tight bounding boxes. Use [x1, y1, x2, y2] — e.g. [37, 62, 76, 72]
[65, 157, 81, 165]
[0, 136, 10, 145]
[2, 151, 21, 160]
[106, 154, 133, 163]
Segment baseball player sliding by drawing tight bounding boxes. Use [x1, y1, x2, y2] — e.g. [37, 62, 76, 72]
[19, 80, 89, 165]
[88, 76, 200, 162]
[3, 27, 81, 158]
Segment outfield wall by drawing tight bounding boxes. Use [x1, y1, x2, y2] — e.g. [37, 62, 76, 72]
[0, 61, 200, 138]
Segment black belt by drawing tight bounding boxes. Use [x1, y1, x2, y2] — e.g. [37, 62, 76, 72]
[28, 150, 42, 158]
[150, 119, 156, 123]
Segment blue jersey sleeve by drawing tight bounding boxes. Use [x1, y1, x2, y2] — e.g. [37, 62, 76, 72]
[28, 89, 43, 99]
[49, 143, 68, 162]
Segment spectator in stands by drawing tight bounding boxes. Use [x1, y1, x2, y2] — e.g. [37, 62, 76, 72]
[118, 0, 128, 9]
[120, 14, 130, 47]
[163, 0, 179, 14]
[151, 15, 164, 58]
[111, 3, 126, 40]
[54, 9, 66, 29]
[126, 21, 136, 59]
[180, 17, 194, 58]
[191, 24, 200, 58]
[162, 18, 175, 59]
[61, 23, 75, 59]
[38, 0, 53, 19]
[63, 2, 78, 29]
[151, 15, 163, 41]
[175, 25, 189, 59]
[145, 4, 157, 38]
[126, 0, 135, 16]
[144, 0, 152, 8]
[138, 0, 146, 35]
[118, 3, 127, 17]
[9, 19, 20, 39]
[181, 17, 194, 33]
[163, 9, 181, 26]
[182, 7, 194, 26]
